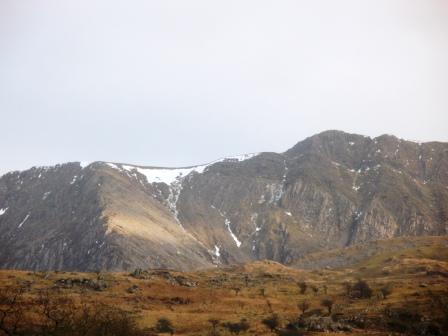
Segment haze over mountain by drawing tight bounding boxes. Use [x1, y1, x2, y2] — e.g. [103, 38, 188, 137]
[2, 1, 448, 176]
[0, 130, 447, 271]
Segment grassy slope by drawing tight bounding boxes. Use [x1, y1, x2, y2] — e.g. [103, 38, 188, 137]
[0, 237, 447, 335]
[291, 235, 448, 270]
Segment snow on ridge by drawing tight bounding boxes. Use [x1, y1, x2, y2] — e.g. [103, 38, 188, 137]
[79, 161, 92, 169]
[0, 207, 8, 216]
[221, 153, 259, 162]
[123, 165, 206, 185]
[106, 152, 260, 186]
[104, 154, 258, 230]
[3, 162, 93, 179]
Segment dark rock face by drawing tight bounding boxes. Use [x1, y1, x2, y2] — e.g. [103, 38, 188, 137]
[0, 130, 447, 271]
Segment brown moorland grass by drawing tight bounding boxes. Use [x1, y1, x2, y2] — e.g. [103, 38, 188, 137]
[0, 237, 447, 335]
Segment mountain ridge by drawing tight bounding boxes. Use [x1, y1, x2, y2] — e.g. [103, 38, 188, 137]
[3, 130, 445, 177]
[0, 130, 447, 271]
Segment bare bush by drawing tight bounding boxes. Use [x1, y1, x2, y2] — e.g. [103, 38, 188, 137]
[298, 300, 310, 315]
[297, 282, 307, 295]
[262, 314, 279, 332]
[380, 285, 392, 299]
[208, 319, 220, 336]
[155, 318, 175, 335]
[0, 285, 146, 336]
[0, 285, 26, 336]
[222, 319, 250, 335]
[320, 299, 334, 314]
[351, 279, 372, 299]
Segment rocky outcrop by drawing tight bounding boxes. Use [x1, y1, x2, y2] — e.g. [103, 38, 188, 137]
[0, 130, 447, 271]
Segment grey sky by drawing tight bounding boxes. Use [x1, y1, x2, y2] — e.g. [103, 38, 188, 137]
[1, 0, 447, 175]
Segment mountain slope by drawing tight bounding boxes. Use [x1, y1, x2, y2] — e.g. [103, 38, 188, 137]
[0, 130, 447, 271]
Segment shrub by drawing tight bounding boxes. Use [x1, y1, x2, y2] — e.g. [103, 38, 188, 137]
[155, 318, 175, 335]
[343, 282, 351, 296]
[77, 304, 146, 336]
[321, 299, 334, 314]
[351, 279, 372, 299]
[276, 328, 304, 336]
[262, 314, 279, 331]
[298, 300, 310, 315]
[380, 285, 392, 299]
[208, 319, 220, 336]
[223, 318, 250, 335]
[297, 281, 307, 295]
[276, 321, 304, 336]
[0, 285, 147, 336]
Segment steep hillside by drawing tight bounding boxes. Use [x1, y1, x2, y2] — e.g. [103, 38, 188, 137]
[0, 130, 447, 271]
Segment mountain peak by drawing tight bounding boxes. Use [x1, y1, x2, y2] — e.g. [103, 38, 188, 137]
[1, 131, 447, 271]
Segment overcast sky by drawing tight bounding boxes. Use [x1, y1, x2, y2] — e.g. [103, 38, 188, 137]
[1, 0, 447, 175]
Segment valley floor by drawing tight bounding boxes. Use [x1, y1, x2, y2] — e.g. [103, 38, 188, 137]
[0, 236, 447, 335]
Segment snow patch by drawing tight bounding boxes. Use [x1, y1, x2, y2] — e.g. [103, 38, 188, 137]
[106, 163, 120, 170]
[0, 208, 8, 216]
[214, 245, 221, 257]
[331, 161, 341, 167]
[166, 178, 184, 225]
[70, 176, 78, 184]
[213, 206, 242, 248]
[117, 153, 259, 185]
[18, 213, 30, 228]
[209, 244, 221, 265]
[225, 219, 242, 247]
[108, 154, 257, 185]
[79, 162, 92, 169]
[122, 165, 205, 185]
[251, 213, 261, 233]
[222, 153, 259, 162]
[285, 211, 292, 216]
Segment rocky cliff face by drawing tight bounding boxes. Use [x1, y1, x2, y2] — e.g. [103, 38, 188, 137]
[0, 130, 447, 271]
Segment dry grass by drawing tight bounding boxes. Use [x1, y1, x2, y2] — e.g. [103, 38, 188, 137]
[1, 238, 447, 335]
